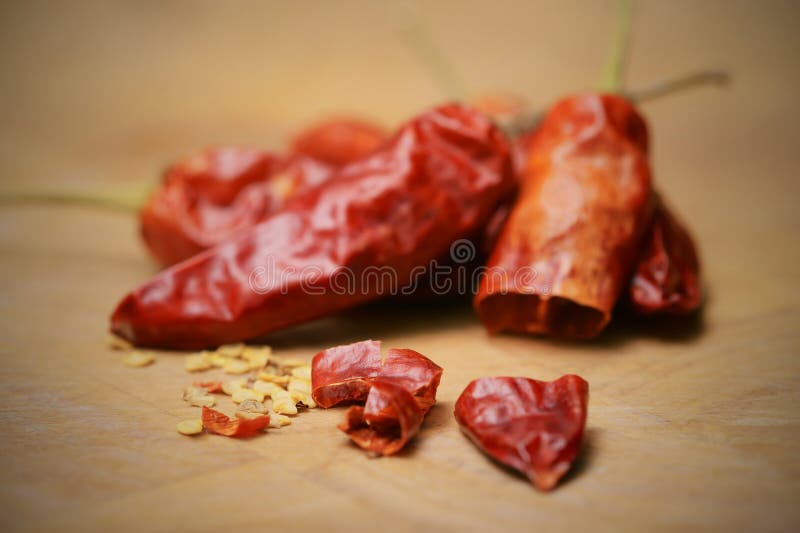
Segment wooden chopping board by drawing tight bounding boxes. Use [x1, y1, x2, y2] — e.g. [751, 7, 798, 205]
[0, 1, 798, 531]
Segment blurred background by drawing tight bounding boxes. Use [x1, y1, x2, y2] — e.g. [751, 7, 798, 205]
[0, 0, 797, 191]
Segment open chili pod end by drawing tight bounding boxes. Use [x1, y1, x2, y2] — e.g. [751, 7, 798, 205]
[311, 341, 443, 412]
[311, 340, 382, 408]
[454, 375, 589, 491]
[338, 381, 424, 456]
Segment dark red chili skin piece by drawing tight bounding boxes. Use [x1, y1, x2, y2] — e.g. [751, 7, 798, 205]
[454, 375, 589, 491]
[629, 195, 702, 314]
[111, 103, 515, 349]
[338, 380, 425, 456]
[474, 94, 654, 339]
[311, 340, 442, 412]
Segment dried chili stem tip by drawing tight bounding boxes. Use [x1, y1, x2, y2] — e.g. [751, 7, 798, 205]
[454, 375, 589, 491]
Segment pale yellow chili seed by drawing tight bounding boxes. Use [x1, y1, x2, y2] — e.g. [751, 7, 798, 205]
[176, 419, 204, 436]
[123, 350, 155, 368]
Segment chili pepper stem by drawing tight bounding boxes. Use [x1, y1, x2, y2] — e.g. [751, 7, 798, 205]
[0, 188, 144, 213]
[598, 0, 635, 93]
[625, 70, 730, 103]
[395, 3, 467, 100]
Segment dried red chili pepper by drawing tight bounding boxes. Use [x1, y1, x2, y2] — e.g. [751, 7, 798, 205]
[474, 93, 654, 339]
[141, 119, 387, 267]
[201, 406, 269, 437]
[629, 195, 701, 314]
[338, 380, 424, 456]
[111, 103, 514, 349]
[311, 340, 443, 412]
[290, 118, 386, 166]
[454, 375, 589, 491]
[193, 381, 224, 394]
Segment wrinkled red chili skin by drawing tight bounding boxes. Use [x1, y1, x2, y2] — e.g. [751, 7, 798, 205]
[141, 149, 341, 266]
[311, 340, 443, 412]
[339, 380, 424, 456]
[629, 196, 702, 314]
[140, 120, 387, 267]
[454, 375, 589, 491]
[474, 94, 654, 339]
[111, 104, 514, 349]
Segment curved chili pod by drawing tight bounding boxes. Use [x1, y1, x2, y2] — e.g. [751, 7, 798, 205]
[111, 103, 514, 349]
[630, 196, 702, 314]
[454, 375, 589, 491]
[311, 340, 443, 412]
[474, 94, 653, 339]
[141, 119, 387, 267]
[140, 148, 339, 266]
[338, 381, 424, 456]
[201, 406, 269, 437]
[290, 118, 387, 166]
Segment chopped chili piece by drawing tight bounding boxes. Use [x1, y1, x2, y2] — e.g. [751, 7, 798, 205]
[338, 381, 424, 456]
[630, 195, 702, 314]
[454, 375, 589, 491]
[111, 103, 514, 349]
[193, 381, 224, 394]
[311, 340, 442, 412]
[474, 94, 654, 339]
[201, 406, 269, 437]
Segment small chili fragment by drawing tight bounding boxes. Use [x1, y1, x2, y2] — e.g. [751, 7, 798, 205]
[311, 340, 442, 411]
[454, 375, 589, 491]
[193, 381, 224, 394]
[629, 196, 702, 315]
[338, 381, 424, 456]
[201, 406, 269, 437]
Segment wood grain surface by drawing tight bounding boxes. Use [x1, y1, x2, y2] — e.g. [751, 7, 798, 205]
[0, 1, 798, 531]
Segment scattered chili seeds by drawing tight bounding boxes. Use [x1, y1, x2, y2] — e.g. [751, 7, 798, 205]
[223, 359, 252, 375]
[176, 419, 204, 436]
[123, 350, 155, 368]
[184, 353, 214, 372]
[232, 388, 266, 404]
[182, 386, 216, 407]
[108, 334, 132, 351]
[268, 412, 292, 428]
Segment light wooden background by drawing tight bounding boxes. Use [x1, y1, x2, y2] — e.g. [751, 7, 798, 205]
[0, 1, 798, 531]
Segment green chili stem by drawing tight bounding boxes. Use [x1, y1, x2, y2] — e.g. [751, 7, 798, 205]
[395, 4, 467, 100]
[598, 0, 635, 93]
[0, 188, 145, 213]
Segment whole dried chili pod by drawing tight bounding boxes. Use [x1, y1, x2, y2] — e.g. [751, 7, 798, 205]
[141, 119, 387, 267]
[338, 380, 425, 456]
[311, 340, 443, 412]
[474, 94, 654, 339]
[629, 195, 702, 314]
[111, 103, 514, 349]
[454, 375, 589, 491]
